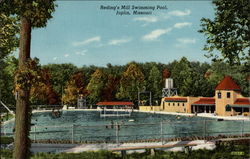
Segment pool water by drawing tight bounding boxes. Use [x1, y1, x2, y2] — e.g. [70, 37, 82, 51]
[2, 111, 250, 142]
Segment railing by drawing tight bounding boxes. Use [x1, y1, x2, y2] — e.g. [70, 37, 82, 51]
[0, 101, 15, 115]
[1, 120, 250, 144]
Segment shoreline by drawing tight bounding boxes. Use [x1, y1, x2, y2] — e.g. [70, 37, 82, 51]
[135, 110, 250, 121]
[2, 108, 249, 126]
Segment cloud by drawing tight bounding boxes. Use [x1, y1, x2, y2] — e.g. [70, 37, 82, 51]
[133, 9, 191, 27]
[168, 9, 191, 17]
[75, 50, 87, 55]
[175, 38, 196, 48]
[53, 57, 58, 61]
[174, 22, 192, 29]
[142, 28, 172, 41]
[73, 36, 101, 46]
[177, 38, 196, 44]
[64, 54, 69, 57]
[133, 16, 158, 23]
[108, 38, 132, 45]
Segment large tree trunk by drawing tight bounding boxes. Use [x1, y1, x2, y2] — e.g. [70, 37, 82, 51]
[13, 16, 31, 159]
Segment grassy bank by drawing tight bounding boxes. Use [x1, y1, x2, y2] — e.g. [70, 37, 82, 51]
[1, 139, 249, 159]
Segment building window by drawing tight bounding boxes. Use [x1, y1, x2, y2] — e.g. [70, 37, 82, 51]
[178, 103, 180, 106]
[168, 103, 170, 106]
[173, 103, 175, 106]
[218, 92, 221, 99]
[227, 92, 231, 98]
[183, 103, 185, 106]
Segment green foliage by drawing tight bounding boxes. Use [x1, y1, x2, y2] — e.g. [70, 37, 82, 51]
[87, 69, 106, 104]
[0, 113, 14, 122]
[0, 56, 18, 105]
[43, 64, 78, 95]
[207, 61, 249, 96]
[0, 136, 14, 144]
[199, 0, 250, 65]
[147, 65, 162, 104]
[1, 0, 56, 28]
[116, 63, 145, 102]
[0, 149, 13, 159]
[0, 13, 19, 59]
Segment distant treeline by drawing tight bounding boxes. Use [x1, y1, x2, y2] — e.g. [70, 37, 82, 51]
[0, 57, 249, 107]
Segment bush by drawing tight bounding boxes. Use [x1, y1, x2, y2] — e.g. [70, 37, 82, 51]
[0, 149, 13, 159]
[0, 136, 14, 144]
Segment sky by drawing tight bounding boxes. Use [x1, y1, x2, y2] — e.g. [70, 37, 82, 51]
[25, 1, 215, 67]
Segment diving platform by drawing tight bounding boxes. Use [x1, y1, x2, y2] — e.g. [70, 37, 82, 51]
[96, 101, 134, 117]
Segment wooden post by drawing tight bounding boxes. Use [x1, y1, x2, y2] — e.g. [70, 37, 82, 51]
[203, 120, 206, 139]
[72, 125, 74, 144]
[150, 149, 155, 156]
[116, 122, 119, 145]
[121, 150, 126, 159]
[160, 122, 163, 145]
[33, 126, 36, 142]
[241, 120, 244, 137]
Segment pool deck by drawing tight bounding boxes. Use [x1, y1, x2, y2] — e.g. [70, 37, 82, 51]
[30, 140, 216, 153]
[135, 110, 250, 121]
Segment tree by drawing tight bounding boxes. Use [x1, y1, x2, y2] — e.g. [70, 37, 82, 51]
[181, 70, 213, 97]
[0, 10, 19, 106]
[207, 61, 249, 96]
[30, 68, 59, 105]
[116, 63, 145, 103]
[62, 72, 87, 105]
[170, 57, 191, 93]
[102, 74, 120, 101]
[147, 66, 162, 104]
[44, 63, 78, 95]
[1, 0, 56, 158]
[0, 56, 18, 105]
[0, 13, 19, 59]
[199, 0, 250, 65]
[86, 69, 106, 104]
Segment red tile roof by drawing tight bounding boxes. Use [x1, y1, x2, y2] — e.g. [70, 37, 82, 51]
[193, 98, 215, 105]
[165, 98, 187, 102]
[234, 98, 250, 105]
[215, 76, 241, 90]
[96, 101, 134, 106]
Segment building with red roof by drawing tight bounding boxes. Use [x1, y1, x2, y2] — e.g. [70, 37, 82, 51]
[215, 76, 241, 91]
[214, 76, 249, 116]
[141, 76, 250, 116]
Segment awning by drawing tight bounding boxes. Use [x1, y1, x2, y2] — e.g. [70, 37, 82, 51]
[192, 98, 215, 106]
[96, 101, 134, 106]
[227, 105, 250, 108]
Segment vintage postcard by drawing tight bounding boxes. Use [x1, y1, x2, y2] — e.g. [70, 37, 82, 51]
[1, 0, 249, 158]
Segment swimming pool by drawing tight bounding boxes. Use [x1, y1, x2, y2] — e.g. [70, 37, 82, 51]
[1, 110, 250, 143]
